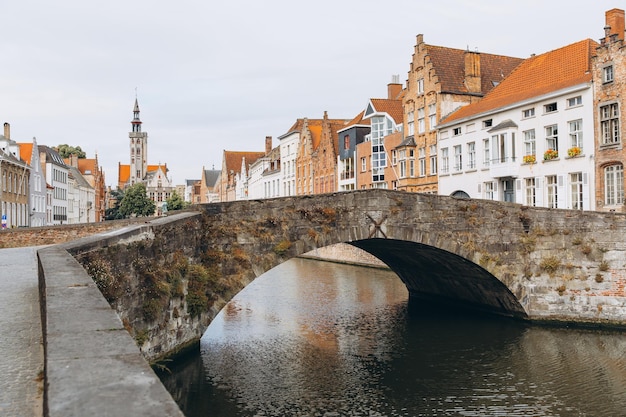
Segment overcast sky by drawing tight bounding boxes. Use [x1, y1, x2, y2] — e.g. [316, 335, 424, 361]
[0, 1, 620, 187]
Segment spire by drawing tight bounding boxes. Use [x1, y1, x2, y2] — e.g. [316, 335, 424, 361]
[132, 98, 142, 133]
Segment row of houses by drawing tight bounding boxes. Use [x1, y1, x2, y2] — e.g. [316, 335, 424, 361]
[0, 123, 106, 228]
[192, 8, 626, 214]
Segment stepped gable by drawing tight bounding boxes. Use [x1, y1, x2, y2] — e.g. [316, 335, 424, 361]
[442, 39, 598, 124]
[427, 45, 524, 95]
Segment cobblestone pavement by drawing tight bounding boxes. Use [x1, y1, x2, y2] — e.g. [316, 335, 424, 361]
[0, 247, 44, 417]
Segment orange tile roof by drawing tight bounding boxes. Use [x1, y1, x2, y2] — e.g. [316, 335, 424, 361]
[77, 158, 97, 174]
[18, 142, 33, 164]
[223, 150, 266, 174]
[118, 163, 167, 185]
[342, 110, 370, 129]
[427, 45, 524, 95]
[369, 99, 404, 124]
[442, 39, 598, 124]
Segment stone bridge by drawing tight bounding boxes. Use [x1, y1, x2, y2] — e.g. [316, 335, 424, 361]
[25, 189, 626, 415]
[59, 189, 626, 361]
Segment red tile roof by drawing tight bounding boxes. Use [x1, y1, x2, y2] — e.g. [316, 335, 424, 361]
[18, 142, 33, 164]
[118, 164, 168, 185]
[427, 46, 524, 95]
[369, 99, 404, 124]
[442, 39, 598, 124]
[223, 150, 266, 174]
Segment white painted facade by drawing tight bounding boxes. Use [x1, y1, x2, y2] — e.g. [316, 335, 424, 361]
[438, 82, 595, 211]
[279, 131, 298, 196]
[247, 155, 270, 200]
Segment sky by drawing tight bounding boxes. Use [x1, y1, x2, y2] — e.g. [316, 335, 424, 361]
[0, 1, 622, 187]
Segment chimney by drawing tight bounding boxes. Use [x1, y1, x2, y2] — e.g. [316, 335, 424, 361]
[464, 50, 482, 93]
[3, 122, 9, 140]
[605, 8, 625, 42]
[265, 136, 272, 155]
[388, 75, 403, 99]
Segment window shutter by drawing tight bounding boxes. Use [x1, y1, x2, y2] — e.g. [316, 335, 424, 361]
[535, 177, 544, 207]
[583, 172, 590, 210]
[478, 183, 481, 193]
[557, 175, 566, 208]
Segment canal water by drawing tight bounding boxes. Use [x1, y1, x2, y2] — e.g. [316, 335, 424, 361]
[160, 258, 626, 417]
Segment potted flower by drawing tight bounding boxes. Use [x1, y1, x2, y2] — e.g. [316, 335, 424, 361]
[543, 149, 558, 160]
[523, 154, 536, 164]
[567, 146, 582, 157]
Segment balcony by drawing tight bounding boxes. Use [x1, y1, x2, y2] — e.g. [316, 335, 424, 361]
[489, 157, 519, 178]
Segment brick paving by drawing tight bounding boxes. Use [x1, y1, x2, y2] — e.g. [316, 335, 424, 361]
[0, 247, 44, 417]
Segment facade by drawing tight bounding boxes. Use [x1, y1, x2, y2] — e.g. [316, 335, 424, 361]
[355, 95, 404, 189]
[118, 99, 174, 212]
[337, 111, 370, 192]
[18, 136, 47, 227]
[402, 35, 524, 194]
[0, 123, 31, 228]
[218, 150, 265, 202]
[67, 166, 96, 223]
[71, 156, 106, 222]
[437, 39, 597, 210]
[199, 168, 221, 203]
[593, 8, 626, 212]
[39, 145, 69, 225]
[248, 137, 281, 200]
[312, 112, 349, 194]
[278, 122, 304, 196]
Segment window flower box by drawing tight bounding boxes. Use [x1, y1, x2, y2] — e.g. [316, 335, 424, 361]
[523, 155, 536, 164]
[567, 147, 582, 158]
[543, 149, 558, 161]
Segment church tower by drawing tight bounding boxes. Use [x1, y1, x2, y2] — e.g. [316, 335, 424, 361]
[129, 98, 148, 185]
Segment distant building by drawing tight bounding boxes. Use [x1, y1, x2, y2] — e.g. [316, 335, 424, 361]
[39, 145, 69, 225]
[0, 123, 31, 227]
[199, 167, 220, 203]
[67, 165, 95, 223]
[18, 136, 47, 227]
[117, 99, 174, 214]
[65, 154, 106, 222]
[218, 150, 265, 202]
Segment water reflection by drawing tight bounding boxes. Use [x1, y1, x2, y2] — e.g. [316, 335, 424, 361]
[160, 258, 626, 417]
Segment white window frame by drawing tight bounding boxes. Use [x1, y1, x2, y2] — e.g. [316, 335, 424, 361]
[605, 164, 624, 206]
[569, 119, 583, 150]
[600, 103, 620, 145]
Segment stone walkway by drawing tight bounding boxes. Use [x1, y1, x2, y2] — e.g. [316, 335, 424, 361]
[0, 247, 44, 417]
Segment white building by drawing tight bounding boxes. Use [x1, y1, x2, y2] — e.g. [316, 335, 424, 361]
[437, 39, 597, 211]
[278, 129, 298, 196]
[39, 145, 69, 224]
[18, 137, 48, 226]
[67, 166, 95, 224]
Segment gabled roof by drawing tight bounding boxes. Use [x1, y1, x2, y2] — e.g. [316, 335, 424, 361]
[203, 169, 220, 187]
[364, 99, 403, 124]
[38, 145, 67, 167]
[68, 166, 93, 189]
[18, 142, 33, 165]
[223, 150, 265, 174]
[442, 39, 598, 124]
[426, 45, 524, 95]
[76, 158, 98, 175]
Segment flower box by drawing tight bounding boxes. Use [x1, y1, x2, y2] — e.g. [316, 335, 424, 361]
[567, 147, 582, 157]
[523, 155, 536, 164]
[543, 149, 558, 161]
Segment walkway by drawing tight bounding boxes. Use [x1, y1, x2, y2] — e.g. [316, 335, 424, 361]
[0, 247, 44, 417]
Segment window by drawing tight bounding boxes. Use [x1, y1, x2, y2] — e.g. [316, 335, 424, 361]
[603, 65, 614, 83]
[418, 108, 425, 134]
[567, 96, 582, 107]
[343, 135, 350, 150]
[570, 172, 584, 210]
[545, 125, 558, 152]
[546, 175, 558, 208]
[522, 108, 535, 118]
[524, 129, 536, 157]
[441, 148, 449, 174]
[483, 138, 490, 167]
[409, 160, 415, 177]
[418, 147, 426, 176]
[407, 111, 414, 136]
[429, 145, 437, 175]
[485, 182, 495, 200]
[483, 119, 493, 128]
[569, 119, 583, 151]
[361, 157, 366, 172]
[453, 127, 462, 136]
[399, 160, 406, 178]
[544, 102, 557, 113]
[467, 142, 476, 169]
[454, 145, 462, 171]
[605, 164, 624, 206]
[600, 103, 620, 145]
[417, 78, 424, 94]
[525, 178, 536, 206]
[491, 133, 514, 163]
[391, 149, 397, 165]
[428, 104, 437, 130]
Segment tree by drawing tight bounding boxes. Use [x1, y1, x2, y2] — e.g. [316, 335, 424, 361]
[104, 188, 125, 220]
[166, 190, 185, 211]
[55, 144, 86, 158]
[118, 183, 155, 218]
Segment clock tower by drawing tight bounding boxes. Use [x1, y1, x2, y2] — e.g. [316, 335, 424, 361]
[129, 98, 148, 185]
